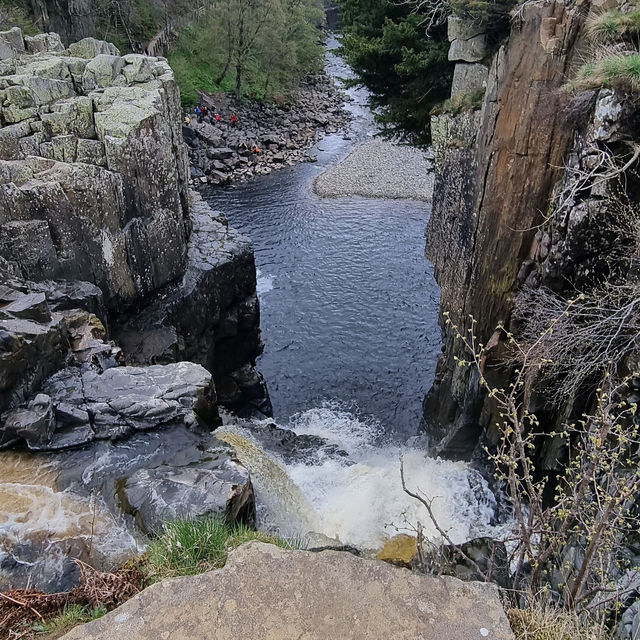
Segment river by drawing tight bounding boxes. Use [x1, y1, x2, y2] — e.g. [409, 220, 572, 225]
[207, 41, 500, 546]
[0, 39, 500, 592]
[205, 39, 440, 439]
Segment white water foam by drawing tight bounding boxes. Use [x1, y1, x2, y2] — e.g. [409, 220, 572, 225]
[220, 404, 499, 549]
[256, 268, 275, 295]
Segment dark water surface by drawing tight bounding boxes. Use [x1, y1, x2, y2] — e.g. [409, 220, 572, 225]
[205, 41, 441, 439]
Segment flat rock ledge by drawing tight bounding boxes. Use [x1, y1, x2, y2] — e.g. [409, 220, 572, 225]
[314, 138, 434, 201]
[61, 541, 514, 640]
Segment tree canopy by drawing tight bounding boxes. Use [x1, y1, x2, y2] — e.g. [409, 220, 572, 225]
[336, 0, 453, 146]
[168, 0, 325, 105]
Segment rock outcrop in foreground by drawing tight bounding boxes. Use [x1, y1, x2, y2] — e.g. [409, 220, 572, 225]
[60, 542, 514, 640]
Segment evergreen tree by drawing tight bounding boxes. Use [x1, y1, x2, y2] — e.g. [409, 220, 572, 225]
[337, 0, 453, 145]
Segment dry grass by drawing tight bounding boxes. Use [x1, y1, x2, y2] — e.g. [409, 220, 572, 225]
[0, 561, 143, 639]
[508, 602, 608, 640]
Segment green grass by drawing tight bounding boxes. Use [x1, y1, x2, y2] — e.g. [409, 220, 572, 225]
[30, 605, 108, 636]
[145, 515, 302, 580]
[587, 9, 640, 42]
[569, 52, 640, 92]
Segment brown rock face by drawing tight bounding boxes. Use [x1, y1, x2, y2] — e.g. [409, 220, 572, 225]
[424, 0, 589, 458]
[59, 542, 514, 640]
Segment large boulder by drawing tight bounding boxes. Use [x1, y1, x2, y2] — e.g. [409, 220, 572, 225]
[123, 461, 255, 534]
[59, 542, 515, 640]
[1, 361, 219, 450]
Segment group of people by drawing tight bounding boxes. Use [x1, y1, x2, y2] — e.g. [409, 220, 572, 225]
[185, 106, 238, 127]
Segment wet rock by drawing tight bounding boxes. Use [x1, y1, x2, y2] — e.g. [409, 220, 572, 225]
[0, 291, 68, 416]
[377, 534, 418, 568]
[59, 542, 515, 640]
[2, 361, 218, 451]
[2, 393, 55, 448]
[123, 460, 255, 534]
[115, 194, 268, 418]
[231, 420, 348, 464]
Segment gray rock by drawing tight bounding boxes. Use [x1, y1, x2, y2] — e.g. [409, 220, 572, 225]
[82, 54, 125, 91]
[0, 284, 68, 416]
[451, 63, 489, 96]
[123, 461, 255, 534]
[66, 38, 119, 60]
[2, 393, 55, 448]
[0, 27, 25, 61]
[59, 542, 515, 640]
[447, 16, 486, 42]
[448, 35, 488, 63]
[31, 361, 219, 449]
[24, 33, 65, 54]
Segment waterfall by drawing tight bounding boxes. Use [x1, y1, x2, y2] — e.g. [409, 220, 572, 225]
[219, 405, 499, 548]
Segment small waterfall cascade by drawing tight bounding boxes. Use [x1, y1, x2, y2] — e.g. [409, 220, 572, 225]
[219, 405, 499, 548]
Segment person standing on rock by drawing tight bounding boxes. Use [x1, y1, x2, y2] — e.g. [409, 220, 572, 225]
[231, 114, 238, 128]
[216, 113, 221, 123]
[195, 106, 201, 123]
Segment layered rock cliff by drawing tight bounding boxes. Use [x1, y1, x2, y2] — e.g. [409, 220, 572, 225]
[423, 0, 592, 458]
[0, 27, 269, 424]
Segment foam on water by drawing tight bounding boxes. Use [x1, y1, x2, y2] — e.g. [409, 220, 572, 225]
[220, 405, 499, 548]
[0, 450, 141, 587]
[256, 268, 275, 295]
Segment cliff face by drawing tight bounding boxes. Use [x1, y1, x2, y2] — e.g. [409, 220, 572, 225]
[0, 27, 267, 591]
[0, 27, 268, 434]
[0, 29, 190, 311]
[423, 1, 591, 458]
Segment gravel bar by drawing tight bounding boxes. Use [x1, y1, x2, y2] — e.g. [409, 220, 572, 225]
[314, 138, 434, 201]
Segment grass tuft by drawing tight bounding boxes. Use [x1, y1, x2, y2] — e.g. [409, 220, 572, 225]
[30, 604, 108, 636]
[145, 515, 302, 581]
[569, 52, 640, 92]
[587, 9, 640, 43]
[508, 604, 607, 640]
[431, 89, 486, 116]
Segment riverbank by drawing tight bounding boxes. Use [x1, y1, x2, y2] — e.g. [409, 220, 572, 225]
[313, 138, 435, 201]
[185, 72, 351, 188]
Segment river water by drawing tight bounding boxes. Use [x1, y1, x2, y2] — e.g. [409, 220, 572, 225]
[207, 41, 500, 545]
[205, 40, 440, 438]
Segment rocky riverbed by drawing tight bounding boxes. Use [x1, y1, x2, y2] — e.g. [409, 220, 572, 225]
[314, 138, 435, 201]
[185, 72, 351, 188]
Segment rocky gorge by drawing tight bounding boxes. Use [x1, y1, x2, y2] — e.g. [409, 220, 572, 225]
[421, 0, 640, 634]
